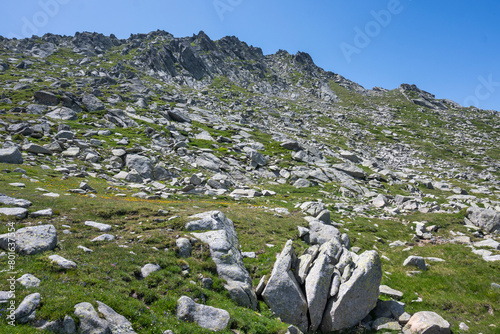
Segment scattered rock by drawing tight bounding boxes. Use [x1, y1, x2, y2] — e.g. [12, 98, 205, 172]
[188, 211, 257, 310]
[14, 293, 40, 324]
[176, 238, 192, 258]
[321, 250, 382, 332]
[49, 255, 77, 269]
[403, 256, 427, 271]
[0, 225, 57, 255]
[0, 147, 23, 164]
[141, 263, 161, 279]
[85, 221, 112, 232]
[262, 240, 308, 332]
[466, 207, 500, 233]
[16, 274, 41, 288]
[379, 285, 404, 299]
[91, 234, 115, 242]
[74, 302, 111, 334]
[176, 296, 230, 331]
[97, 301, 137, 334]
[0, 207, 28, 219]
[31, 208, 54, 218]
[403, 311, 451, 334]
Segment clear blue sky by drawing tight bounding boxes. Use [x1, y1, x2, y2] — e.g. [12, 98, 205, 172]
[1, 0, 500, 111]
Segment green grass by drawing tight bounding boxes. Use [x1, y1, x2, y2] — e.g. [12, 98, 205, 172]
[0, 149, 498, 334]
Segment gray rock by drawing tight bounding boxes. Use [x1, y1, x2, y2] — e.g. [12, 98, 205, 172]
[168, 109, 191, 123]
[280, 141, 301, 151]
[0, 147, 23, 164]
[379, 285, 404, 299]
[306, 221, 341, 245]
[125, 154, 153, 179]
[473, 239, 500, 250]
[316, 209, 331, 224]
[300, 201, 326, 217]
[85, 221, 112, 232]
[34, 91, 59, 105]
[46, 107, 78, 121]
[0, 193, 32, 208]
[262, 240, 309, 333]
[141, 263, 161, 279]
[17, 274, 41, 288]
[189, 211, 257, 310]
[91, 234, 115, 242]
[14, 293, 40, 323]
[285, 325, 304, 334]
[49, 255, 77, 269]
[248, 149, 268, 166]
[372, 194, 388, 208]
[176, 296, 230, 331]
[83, 94, 105, 112]
[195, 153, 228, 172]
[34, 315, 76, 334]
[339, 150, 361, 163]
[31, 208, 54, 218]
[74, 302, 111, 334]
[62, 147, 80, 158]
[373, 300, 409, 323]
[0, 207, 28, 219]
[373, 317, 402, 331]
[293, 178, 311, 188]
[55, 130, 75, 140]
[403, 311, 451, 334]
[202, 277, 214, 289]
[97, 301, 136, 334]
[176, 238, 192, 258]
[466, 207, 500, 233]
[305, 240, 342, 332]
[321, 250, 382, 332]
[332, 163, 367, 179]
[0, 225, 57, 255]
[403, 256, 427, 271]
[23, 143, 53, 155]
[78, 245, 94, 253]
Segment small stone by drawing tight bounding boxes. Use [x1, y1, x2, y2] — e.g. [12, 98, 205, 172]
[85, 221, 112, 232]
[0, 207, 28, 219]
[14, 293, 40, 323]
[31, 208, 54, 218]
[379, 285, 403, 299]
[77, 245, 93, 253]
[176, 238, 192, 258]
[403, 256, 427, 271]
[17, 274, 41, 288]
[141, 263, 161, 279]
[176, 295, 230, 331]
[459, 322, 470, 331]
[49, 255, 77, 269]
[91, 234, 115, 242]
[403, 311, 450, 334]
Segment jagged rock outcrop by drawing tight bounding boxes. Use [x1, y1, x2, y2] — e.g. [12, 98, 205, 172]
[261, 238, 382, 333]
[186, 211, 257, 310]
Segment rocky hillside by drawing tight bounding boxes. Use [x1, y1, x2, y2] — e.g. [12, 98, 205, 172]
[0, 30, 499, 333]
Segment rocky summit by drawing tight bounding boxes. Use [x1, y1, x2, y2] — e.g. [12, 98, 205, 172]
[0, 30, 498, 333]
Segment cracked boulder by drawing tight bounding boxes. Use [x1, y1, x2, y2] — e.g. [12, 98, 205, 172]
[187, 211, 257, 310]
[261, 237, 382, 333]
[262, 240, 309, 333]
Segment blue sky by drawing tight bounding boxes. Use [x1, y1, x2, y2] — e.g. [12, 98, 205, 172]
[1, 0, 499, 111]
